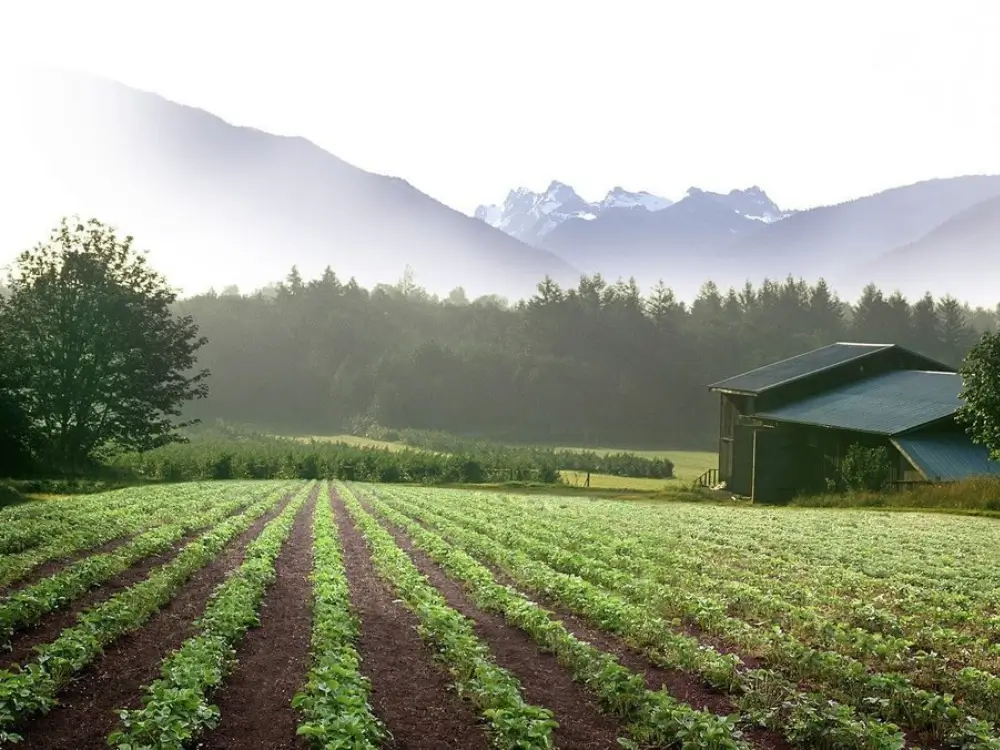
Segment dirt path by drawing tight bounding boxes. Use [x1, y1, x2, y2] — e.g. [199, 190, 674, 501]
[8, 491, 295, 750]
[331, 487, 489, 750]
[199, 486, 317, 750]
[366, 501, 628, 750]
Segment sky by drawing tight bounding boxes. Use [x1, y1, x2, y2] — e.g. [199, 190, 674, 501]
[2, 0, 999, 215]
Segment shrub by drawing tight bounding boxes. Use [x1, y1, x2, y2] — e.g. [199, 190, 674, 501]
[837, 444, 894, 493]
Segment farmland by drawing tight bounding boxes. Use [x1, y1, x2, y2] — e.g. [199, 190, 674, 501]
[2, 482, 1000, 749]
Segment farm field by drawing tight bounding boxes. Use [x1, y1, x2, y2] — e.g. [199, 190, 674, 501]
[296, 432, 715, 488]
[2, 483, 999, 748]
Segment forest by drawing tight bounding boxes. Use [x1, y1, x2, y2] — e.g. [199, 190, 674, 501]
[178, 268, 999, 450]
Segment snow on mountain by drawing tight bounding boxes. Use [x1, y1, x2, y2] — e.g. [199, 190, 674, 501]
[599, 187, 673, 213]
[475, 181, 788, 248]
[474, 181, 672, 246]
[684, 186, 789, 223]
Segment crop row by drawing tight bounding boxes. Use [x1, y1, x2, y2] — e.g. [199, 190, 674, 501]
[443, 489, 1000, 730]
[352, 484, 748, 749]
[388, 488, 1000, 748]
[584, 499, 1000, 629]
[338, 484, 560, 749]
[0, 482, 280, 589]
[0, 483, 294, 744]
[108, 482, 313, 748]
[0, 484, 271, 647]
[372, 486, 933, 750]
[291, 483, 385, 748]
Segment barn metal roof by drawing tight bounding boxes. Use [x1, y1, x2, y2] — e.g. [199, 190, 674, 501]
[708, 342, 893, 395]
[893, 434, 1000, 481]
[754, 370, 964, 435]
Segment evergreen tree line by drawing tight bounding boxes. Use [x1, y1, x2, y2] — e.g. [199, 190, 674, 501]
[177, 268, 999, 450]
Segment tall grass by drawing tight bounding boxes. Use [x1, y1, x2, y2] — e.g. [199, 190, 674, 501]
[792, 476, 1000, 512]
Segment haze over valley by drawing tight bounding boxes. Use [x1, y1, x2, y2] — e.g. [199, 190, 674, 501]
[1, 63, 998, 307]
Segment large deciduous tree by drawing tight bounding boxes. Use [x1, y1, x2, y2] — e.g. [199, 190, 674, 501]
[0, 217, 209, 470]
[957, 330, 1000, 460]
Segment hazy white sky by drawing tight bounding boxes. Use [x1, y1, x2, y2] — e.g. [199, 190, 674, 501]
[3, 0, 999, 214]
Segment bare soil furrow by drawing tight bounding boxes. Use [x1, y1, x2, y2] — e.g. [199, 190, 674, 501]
[365, 500, 626, 750]
[330, 487, 488, 750]
[4, 527, 207, 667]
[0, 531, 144, 598]
[7, 492, 294, 750]
[199, 486, 317, 750]
[393, 503, 795, 750]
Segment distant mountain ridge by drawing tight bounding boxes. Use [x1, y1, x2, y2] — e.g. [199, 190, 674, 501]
[858, 193, 1000, 303]
[476, 175, 1000, 305]
[0, 67, 579, 300]
[3, 66, 998, 306]
[475, 182, 789, 249]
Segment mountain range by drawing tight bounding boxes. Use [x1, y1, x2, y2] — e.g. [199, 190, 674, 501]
[1, 67, 998, 306]
[0, 68, 578, 300]
[475, 177, 1000, 305]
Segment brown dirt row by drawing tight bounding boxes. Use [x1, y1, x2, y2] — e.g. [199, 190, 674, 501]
[2, 502, 256, 668]
[358, 497, 627, 750]
[382, 500, 795, 750]
[8, 490, 297, 750]
[0, 530, 145, 598]
[198, 485, 318, 750]
[330, 486, 491, 750]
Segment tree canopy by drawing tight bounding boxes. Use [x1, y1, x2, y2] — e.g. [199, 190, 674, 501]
[176, 269, 997, 449]
[958, 330, 1000, 459]
[0, 217, 209, 470]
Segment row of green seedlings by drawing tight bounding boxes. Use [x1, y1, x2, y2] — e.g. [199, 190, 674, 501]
[605, 519, 998, 669]
[0, 483, 297, 745]
[434, 490, 1000, 747]
[337, 485, 560, 749]
[0, 482, 272, 588]
[506, 498, 1000, 728]
[634, 508, 995, 633]
[0, 485, 161, 555]
[292, 483, 385, 748]
[552, 499, 1000, 673]
[0, 485, 270, 648]
[373, 488, 915, 750]
[351, 485, 749, 750]
[0, 487, 192, 587]
[107, 483, 314, 747]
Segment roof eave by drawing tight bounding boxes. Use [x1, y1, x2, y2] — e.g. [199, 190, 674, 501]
[756, 415, 893, 437]
[708, 386, 758, 395]
[707, 343, 893, 395]
[891, 413, 960, 437]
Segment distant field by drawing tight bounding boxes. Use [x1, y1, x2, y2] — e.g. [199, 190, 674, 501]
[294, 433, 409, 452]
[556, 447, 716, 485]
[292, 434, 716, 489]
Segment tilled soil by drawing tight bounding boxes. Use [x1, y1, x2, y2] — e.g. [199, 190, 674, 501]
[383, 503, 796, 750]
[3, 511, 247, 667]
[330, 487, 490, 750]
[0, 530, 144, 598]
[199, 486, 318, 750]
[8, 491, 295, 750]
[364, 500, 628, 750]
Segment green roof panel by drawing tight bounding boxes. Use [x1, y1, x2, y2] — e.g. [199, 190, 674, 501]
[708, 342, 893, 394]
[893, 434, 1000, 481]
[754, 370, 963, 435]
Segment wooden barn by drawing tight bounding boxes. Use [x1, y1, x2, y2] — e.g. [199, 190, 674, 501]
[707, 342, 1000, 503]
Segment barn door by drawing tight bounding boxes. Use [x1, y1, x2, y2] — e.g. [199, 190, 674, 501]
[752, 427, 799, 504]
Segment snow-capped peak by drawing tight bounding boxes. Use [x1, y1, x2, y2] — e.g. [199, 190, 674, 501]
[600, 187, 673, 213]
[473, 181, 673, 245]
[681, 186, 788, 223]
